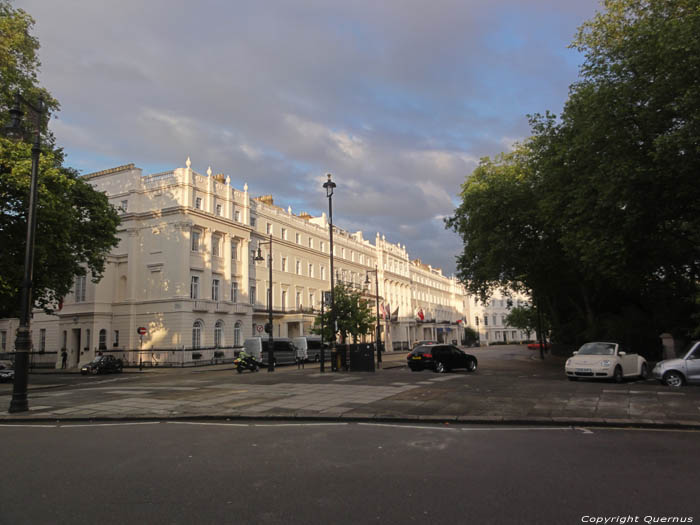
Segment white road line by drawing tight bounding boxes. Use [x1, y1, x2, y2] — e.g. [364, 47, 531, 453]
[60, 422, 161, 428]
[460, 427, 574, 432]
[254, 423, 349, 427]
[595, 427, 700, 433]
[358, 423, 455, 431]
[574, 427, 594, 434]
[167, 421, 250, 427]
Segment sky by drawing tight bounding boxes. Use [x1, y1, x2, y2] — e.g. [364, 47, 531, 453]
[16, 0, 601, 276]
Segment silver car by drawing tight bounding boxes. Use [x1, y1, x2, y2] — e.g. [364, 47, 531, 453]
[652, 341, 700, 387]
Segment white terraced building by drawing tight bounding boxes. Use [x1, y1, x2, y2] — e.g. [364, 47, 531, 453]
[0, 160, 478, 368]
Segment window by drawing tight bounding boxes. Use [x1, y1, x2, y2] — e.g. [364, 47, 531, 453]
[215, 204, 222, 216]
[86, 329, 91, 351]
[309, 292, 315, 308]
[281, 257, 287, 272]
[0, 331, 5, 351]
[495, 331, 501, 339]
[296, 260, 301, 275]
[74, 275, 86, 302]
[501, 315, 507, 326]
[266, 223, 272, 234]
[190, 275, 200, 299]
[191, 230, 201, 252]
[321, 266, 326, 280]
[234, 321, 242, 346]
[475, 316, 479, 326]
[120, 200, 128, 212]
[231, 281, 238, 302]
[308, 263, 314, 278]
[281, 228, 287, 240]
[296, 233, 301, 244]
[192, 321, 202, 349]
[113, 330, 119, 347]
[281, 290, 287, 309]
[493, 315, 497, 325]
[212, 278, 220, 302]
[250, 217, 256, 227]
[484, 316, 488, 326]
[512, 331, 517, 339]
[308, 238, 313, 249]
[212, 235, 221, 257]
[99, 329, 107, 350]
[40, 329, 46, 352]
[214, 320, 223, 347]
[235, 210, 241, 222]
[195, 197, 202, 209]
[231, 239, 238, 260]
[250, 286, 256, 304]
[320, 241, 325, 252]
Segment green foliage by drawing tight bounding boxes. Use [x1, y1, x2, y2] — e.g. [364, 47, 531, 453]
[0, 139, 120, 318]
[312, 283, 376, 343]
[462, 326, 479, 346]
[505, 306, 538, 338]
[447, 0, 700, 351]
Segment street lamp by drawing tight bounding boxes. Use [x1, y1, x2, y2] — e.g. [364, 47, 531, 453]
[5, 92, 45, 413]
[322, 173, 337, 370]
[365, 267, 382, 368]
[253, 234, 275, 372]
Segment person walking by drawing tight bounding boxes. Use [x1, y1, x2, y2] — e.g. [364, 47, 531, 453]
[295, 343, 305, 370]
[61, 349, 67, 369]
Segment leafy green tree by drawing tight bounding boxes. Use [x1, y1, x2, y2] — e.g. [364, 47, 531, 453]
[0, 1, 121, 318]
[312, 283, 376, 344]
[448, 0, 700, 353]
[505, 306, 538, 340]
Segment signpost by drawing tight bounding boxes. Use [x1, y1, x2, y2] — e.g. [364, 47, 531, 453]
[137, 326, 146, 352]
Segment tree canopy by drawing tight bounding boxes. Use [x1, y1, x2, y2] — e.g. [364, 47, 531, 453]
[312, 283, 376, 344]
[0, 1, 120, 318]
[447, 0, 700, 354]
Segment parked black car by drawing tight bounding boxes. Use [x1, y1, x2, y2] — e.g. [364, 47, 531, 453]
[81, 355, 123, 375]
[407, 344, 477, 373]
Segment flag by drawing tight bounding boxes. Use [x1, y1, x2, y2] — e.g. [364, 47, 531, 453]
[380, 303, 386, 319]
[391, 306, 399, 322]
[384, 303, 391, 320]
[417, 308, 424, 321]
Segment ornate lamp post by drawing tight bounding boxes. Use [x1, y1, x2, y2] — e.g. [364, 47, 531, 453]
[253, 235, 275, 372]
[5, 92, 45, 413]
[322, 174, 337, 370]
[365, 267, 382, 368]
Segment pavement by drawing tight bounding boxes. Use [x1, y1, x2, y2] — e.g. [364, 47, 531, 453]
[1, 344, 699, 428]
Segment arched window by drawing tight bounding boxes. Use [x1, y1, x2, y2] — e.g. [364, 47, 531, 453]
[98, 329, 107, 350]
[192, 320, 202, 349]
[234, 321, 242, 347]
[214, 320, 223, 348]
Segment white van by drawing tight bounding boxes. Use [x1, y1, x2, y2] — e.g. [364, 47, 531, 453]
[243, 337, 298, 366]
[293, 336, 328, 362]
[243, 337, 263, 361]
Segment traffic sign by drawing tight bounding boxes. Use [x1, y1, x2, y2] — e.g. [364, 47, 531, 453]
[137, 326, 147, 335]
[256, 325, 263, 333]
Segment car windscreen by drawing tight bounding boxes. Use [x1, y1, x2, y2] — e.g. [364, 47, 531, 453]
[413, 346, 438, 355]
[577, 343, 615, 356]
[90, 356, 104, 364]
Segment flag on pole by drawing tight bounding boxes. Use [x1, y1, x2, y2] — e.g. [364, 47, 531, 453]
[384, 303, 391, 320]
[391, 306, 399, 322]
[416, 308, 424, 321]
[380, 303, 386, 319]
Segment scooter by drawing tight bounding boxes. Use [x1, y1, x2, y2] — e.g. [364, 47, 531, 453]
[234, 355, 259, 373]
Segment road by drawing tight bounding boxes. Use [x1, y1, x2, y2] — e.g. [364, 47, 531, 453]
[0, 422, 697, 524]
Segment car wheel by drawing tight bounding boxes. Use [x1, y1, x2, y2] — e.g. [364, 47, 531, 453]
[613, 366, 623, 383]
[568, 376, 578, 381]
[314, 355, 320, 363]
[236, 366, 242, 374]
[434, 361, 445, 373]
[639, 363, 648, 380]
[90, 367, 99, 375]
[663, 370, 684, 388]
[466, 358, 477, 372]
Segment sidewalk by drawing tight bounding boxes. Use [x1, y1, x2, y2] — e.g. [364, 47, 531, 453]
[2, 345, 698, 429]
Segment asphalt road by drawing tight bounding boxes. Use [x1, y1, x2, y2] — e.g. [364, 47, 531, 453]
[0, 422, 697, 524]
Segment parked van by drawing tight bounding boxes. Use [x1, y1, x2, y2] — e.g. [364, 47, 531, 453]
[243, 337, 298, 366]
[293, 336, 329, 362]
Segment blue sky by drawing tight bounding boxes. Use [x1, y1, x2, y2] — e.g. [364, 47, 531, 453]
[17, 0, 601, 275]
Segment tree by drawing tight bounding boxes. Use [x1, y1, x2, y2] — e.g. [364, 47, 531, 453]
[505, 306, 538, 340]
[312, 283, 376, 344]
[447, 0, 700, 354]
[0, 1, 120, 318]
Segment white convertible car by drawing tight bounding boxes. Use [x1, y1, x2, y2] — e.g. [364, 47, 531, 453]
[565, 342, 649, 382]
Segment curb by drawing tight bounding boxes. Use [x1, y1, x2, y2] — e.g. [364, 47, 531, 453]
[1, 413, 699, 430]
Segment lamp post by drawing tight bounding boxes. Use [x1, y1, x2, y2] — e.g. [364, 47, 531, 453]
[253, 234, 275, 372]
[322, 174, 337, 370]
[365, 267, 382, 368]
[5, 92, 44, 413]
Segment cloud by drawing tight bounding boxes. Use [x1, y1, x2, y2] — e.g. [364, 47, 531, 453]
[17, 0, 601, 274]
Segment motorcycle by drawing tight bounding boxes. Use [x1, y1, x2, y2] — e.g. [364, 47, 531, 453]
[234, 355, 259, 373]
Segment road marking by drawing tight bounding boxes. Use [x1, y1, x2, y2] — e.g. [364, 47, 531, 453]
[60, 422, 161, 428]
[0, 424, 57, 428]
[460, 427, 574, 432]
[574, 427, 594, 434]
[254, 423, 349, 427]
[28, 405, 52, 411]
[657, 392, 685, 396]
[167, 421, 250, 427]
[595, 427, 700, 433]
[358, 423, 455, 431]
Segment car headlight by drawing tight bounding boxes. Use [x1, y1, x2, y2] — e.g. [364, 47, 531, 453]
[566, 359, 571, 366]
[600, 360, 611, 367]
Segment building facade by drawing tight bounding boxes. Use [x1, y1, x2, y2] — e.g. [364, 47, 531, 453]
[0, 160, 477, 367]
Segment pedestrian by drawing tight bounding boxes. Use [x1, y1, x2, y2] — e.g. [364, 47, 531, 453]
[61, 349, 67, 369]
[295, 344, 305, 370]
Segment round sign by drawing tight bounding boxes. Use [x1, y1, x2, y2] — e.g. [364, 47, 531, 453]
[137, 327, 147, 335]
[256, 325, 263, 333]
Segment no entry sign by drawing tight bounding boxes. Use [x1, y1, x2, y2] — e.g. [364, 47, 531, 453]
[137, 327, 147, 336]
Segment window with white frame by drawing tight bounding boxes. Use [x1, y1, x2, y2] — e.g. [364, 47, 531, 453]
[113, 330, 119, 347]
[215, 204, 222, 216]
[250, 285, 256, 304]
[234, 210, 241, 222]
[214, 320, 223, 347]
[231, 239, 238, 260]
[308, 238, 313, 249]
[320, 241, 325, 252]
[250, 217, 256, 227]
[266, 223, 272, 234]
[39, 329, 46, 351]
[308, 263, 313, 278]
[296, 260, 301, 275]
[231, 281, 238, 302]
[296, 233, 301, 244]
[296, 291, 302, 309]
[192, 321, 202, 349]
[191, 229, 201, 252]
[212, 234, 221, 257]
[281, 257, 287, 272]
[190, 275, 200, 299]
[195, 196, 202, 209]
[99, 329, 107, 350]
[281, 290, 287, 309]
[309, 292, 314, 308]
[212, 278, 220, 302]
[74, 275, 86, 302]
[120, 200, 128, 212]
[321, 266, 326, 280]
[234, 321, 242, 346]
[281, 227, 287, 240]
